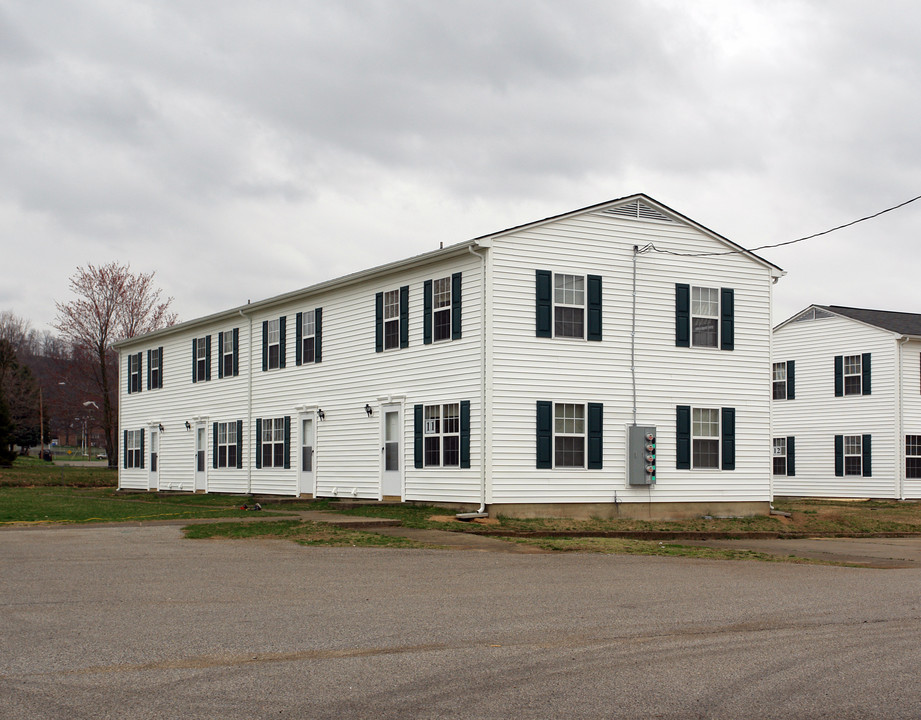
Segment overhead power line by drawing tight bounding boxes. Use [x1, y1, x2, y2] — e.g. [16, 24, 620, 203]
[639, 193, 921, 258]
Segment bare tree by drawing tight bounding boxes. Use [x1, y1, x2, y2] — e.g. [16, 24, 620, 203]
[53, 263, 177, 468]
[0, 311, 32, 358]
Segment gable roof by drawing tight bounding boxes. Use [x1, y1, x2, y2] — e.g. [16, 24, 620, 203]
[820, 305, 921, 337]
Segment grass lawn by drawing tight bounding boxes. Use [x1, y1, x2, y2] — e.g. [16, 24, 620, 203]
[183, 519, 434, 548]
[0, 455, 116, 487]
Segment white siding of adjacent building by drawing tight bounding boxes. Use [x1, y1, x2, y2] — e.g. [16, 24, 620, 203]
[486, 209, 776, 505]
[772, 314, 898, 498]
[899, 338, 921, 497]
[120, 251, 483, 501]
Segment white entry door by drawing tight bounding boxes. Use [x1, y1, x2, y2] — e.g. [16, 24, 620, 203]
[194, 424, 207, 492]
[381, 404, 402, 499]
[148, 429, 159, 490]
[298, 413, 316, 496]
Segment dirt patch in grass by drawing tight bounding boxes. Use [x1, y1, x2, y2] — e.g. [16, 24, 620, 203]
[183, 520, 435, 548]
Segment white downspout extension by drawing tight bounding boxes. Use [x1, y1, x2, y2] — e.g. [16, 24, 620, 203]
[898, 336, 909, 500]
[239, 309, 253, 495]
[468, 243, 488, 514]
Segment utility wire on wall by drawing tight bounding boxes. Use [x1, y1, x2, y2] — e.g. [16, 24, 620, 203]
[638, 193, 921, 258]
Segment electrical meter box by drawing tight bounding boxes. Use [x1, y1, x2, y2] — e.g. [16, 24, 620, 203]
[628, 425, 657, 486]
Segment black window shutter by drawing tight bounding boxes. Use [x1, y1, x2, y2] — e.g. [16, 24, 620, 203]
[862, 434, 872, 477]
[460, 400, 471, 468]
[535, 270, 552, 338]
[147, 349, 151, 390]
[587, 275, 602, 342]
[314, 308, 322, 363]
[205, 336, 211, 381]
[423, 279, 433, 345]
[452, 272, 462, 340]
[192, 338, 197, 383]
[255, 419, 262, 469]
[123, 429, 128, 469]
[587, 402, 603, 469]
[140, 429, 145, 469]
[218, 332, 224, 379]
[414, 404, 423, 469]
[675, 284, 690, 347]
[676, 405, 691, 469]
[862, 353, 871, 395]
[158, 347, 163, 388]
[536, 401, 552, 469]
[236, 420, 243, 469]
[232, 329, 239, 376]
[834, 355, 843, 396]
[212, 422, 218, 469]
[375, 292, 384, 352]
[787, 360, 795, 400]
[834, 434, 843, 476]
[283, 416, 291, 469]
[279, 317, 286, 368]
[720, 288, 734, 351]
[295, 312, 303, 366]
[721, 408, 736, 470]
[262, 321, 268, 372]
[786, 436, 796, 476]
[399, 286, 409, 348]
[127, 356, 133, 394]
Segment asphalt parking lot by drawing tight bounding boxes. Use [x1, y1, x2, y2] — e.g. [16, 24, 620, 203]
[3, 525, 921, 719]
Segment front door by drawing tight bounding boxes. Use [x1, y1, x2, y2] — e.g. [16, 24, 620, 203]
[381, 404, 402, 499]
[148, 429, 159, 490]
[194, 424, 207, 492]
[298, 413, 316, 496]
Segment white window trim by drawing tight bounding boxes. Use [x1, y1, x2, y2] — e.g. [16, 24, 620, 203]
[691, 407, 720, 470]
[423, 402, 460, 468]
[267, 319, 281, 369]
[222, 330, 234, 377]
[196, 337, 208, 379]
[772, 437, 787, 476]
[150, 348, 161, 389]
[843, 434, 862, 476]
[690, 286, 720, 349]
[302, 310, 316, 361]
[129, 355, 141, 393]
[261, 417, 285, 468]
[843, 355, 862, 396]
[772, 362, 787, 400]
[126, 430, 142, 469]
[553, 402, 586, 469]
[383, 289, 400, 351]
[907, 435, 921, 479]
[217, 421, 237, 469]
[553, 273, 587, 341]
[432, 277, 452, 343]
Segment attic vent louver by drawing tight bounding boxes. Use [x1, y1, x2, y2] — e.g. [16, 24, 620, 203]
[601, 201, 673, 222]
[793, 308, 834, 323]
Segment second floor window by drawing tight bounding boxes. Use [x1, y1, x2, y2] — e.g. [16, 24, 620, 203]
[773, 362, 787, 400]
[554, 275, 585, 339]
[129, 354, 141, 394]
[691, 287, 719, 348]
[222, 331, 234, 377]
[843, 355, 862, 395]
[267, 319, 280, 368]
[433, 278, 452, 342]
[383, 290, 400, 350]
[301, 311, 316, 363]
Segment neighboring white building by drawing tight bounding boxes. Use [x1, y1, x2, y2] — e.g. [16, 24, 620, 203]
[116, 193, 784, 519]
[772, 305, 921, 499]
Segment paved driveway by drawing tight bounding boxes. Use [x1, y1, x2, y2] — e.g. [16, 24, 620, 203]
[3, 525, 921, 719]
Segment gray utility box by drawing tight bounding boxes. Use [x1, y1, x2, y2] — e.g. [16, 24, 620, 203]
[627, 425, 657, 486]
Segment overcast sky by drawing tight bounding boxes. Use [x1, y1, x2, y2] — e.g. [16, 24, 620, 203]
[2, 0, 920, 335]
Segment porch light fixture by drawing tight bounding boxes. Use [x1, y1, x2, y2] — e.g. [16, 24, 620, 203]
[158, 423, 165, 432]
[317, 409, 325, 421]
[365, 404, 372, 417]
[185, 421, 191, 431]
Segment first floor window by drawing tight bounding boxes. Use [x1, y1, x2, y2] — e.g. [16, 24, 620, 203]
[554, 403, 585, 468]
[844, 435, 862, 475]
[262, 418, 285, 468]
[217, 422, 237, 468]
[126, 430, 142, 468]
[907, 436, 921, 479]
[424, 403, 460, 467]
[692, 408, 720, 469]
[773, 437, 787, 476]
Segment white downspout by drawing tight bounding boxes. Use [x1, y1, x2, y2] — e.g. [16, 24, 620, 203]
[239, 309, 253, 495]
[898, 336, 909, 500]
[468, 243, 488, 515]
